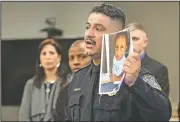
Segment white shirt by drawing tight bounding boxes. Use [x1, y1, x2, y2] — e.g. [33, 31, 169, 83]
[112, 54, 126, 77]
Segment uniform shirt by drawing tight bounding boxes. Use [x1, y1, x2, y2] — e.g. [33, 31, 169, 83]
[80, 62, 100, 121]
[65, 62, 171, 121]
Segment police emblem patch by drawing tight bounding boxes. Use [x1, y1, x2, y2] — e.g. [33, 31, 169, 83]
[141, 74, 162, 91]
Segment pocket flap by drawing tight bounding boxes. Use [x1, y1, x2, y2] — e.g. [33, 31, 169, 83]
[94, 102, 121, 111]
[94, 95, 124, 111]
[69, 94, 82, 106]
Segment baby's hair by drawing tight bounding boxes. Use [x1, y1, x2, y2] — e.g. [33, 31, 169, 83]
[114, 31, 130, 57]
[114, 32, 128, 45]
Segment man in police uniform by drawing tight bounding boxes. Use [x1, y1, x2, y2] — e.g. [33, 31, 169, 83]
[68, 39, 91, 73]
[55, 40, 91, 121]
[65, 4, 171, 121]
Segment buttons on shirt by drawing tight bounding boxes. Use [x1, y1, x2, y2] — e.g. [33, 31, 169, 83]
[128, 84, 138, 93]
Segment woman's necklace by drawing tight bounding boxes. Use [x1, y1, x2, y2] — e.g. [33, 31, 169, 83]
[45, 80, 56, 105]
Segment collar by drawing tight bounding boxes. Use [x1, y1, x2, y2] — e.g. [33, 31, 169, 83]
[91, 60, 100, 73]
[140, 52, 146, 60]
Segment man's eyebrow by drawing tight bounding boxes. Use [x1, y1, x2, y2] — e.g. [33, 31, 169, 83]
[132, 36, 140, 39]
[86, 22, 90, 25]
[86, 22, 105, 29]
[95, 23, 105, 28]
[68, 53, 73, 56]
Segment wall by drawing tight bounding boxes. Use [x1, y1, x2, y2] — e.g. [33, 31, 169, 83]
[2, 2, 103, 39]
[2, 106, 19, 121]
[2, 1, 179, 120]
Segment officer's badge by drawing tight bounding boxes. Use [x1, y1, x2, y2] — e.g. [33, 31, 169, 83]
[141, 74, 162, 91]
[74, 88, 81, 91]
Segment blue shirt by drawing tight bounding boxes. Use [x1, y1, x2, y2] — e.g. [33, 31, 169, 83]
[140, 52, 146, 60]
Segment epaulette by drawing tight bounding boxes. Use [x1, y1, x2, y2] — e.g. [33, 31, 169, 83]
[74, 64, 91, 74]
[140, 68, 162, 91]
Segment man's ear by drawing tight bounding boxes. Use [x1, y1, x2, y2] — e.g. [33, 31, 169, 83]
[144, 37, 148, 47]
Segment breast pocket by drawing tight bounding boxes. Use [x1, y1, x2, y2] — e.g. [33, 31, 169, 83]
[66, 94, 82, 121]
[93, 94, 131, 121]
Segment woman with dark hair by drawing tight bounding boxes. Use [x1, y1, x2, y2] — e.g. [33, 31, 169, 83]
[19, 38, 70, 121]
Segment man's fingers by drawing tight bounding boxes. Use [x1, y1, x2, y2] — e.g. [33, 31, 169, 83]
[123, 65, 130, 72]
[133, 48, 141, 54]
[128, 52, 140, 61]
[123, 59, 131, 67]
[123, 65, 134, 74]
[126, 56, 137, 65]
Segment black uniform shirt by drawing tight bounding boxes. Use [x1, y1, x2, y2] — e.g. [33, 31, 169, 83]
[78, 62, 100, 121]
[65, 62, 171, 121]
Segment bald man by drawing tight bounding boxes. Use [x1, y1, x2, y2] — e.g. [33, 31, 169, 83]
[55, 40, 91, 121]
[69, 40, 92, 72]
[127, 22, 170, 96]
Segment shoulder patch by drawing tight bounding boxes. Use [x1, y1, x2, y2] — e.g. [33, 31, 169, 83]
[141, 73, 162, 91]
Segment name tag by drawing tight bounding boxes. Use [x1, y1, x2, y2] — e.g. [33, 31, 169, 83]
[74, 88, 81, 91]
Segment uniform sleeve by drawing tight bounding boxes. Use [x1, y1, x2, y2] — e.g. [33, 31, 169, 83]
[19, 80, 33, 121]
[155, 66, 170, 96]
[129, 68, 172, 121]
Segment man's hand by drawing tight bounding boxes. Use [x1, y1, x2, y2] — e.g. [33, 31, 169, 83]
[110, 74, 123, 82]
[123, 49, 141, 87]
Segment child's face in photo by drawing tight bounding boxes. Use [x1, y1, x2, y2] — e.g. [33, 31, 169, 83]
[115, 35, 127, 60]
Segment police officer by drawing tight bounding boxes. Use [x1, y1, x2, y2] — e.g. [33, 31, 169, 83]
[65, 4, 171, 121]
[55, 40, 91, 121]
[68, 39, 91, 73]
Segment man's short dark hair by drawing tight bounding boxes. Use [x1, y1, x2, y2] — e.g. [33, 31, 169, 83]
[90, 4, 126, 28]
